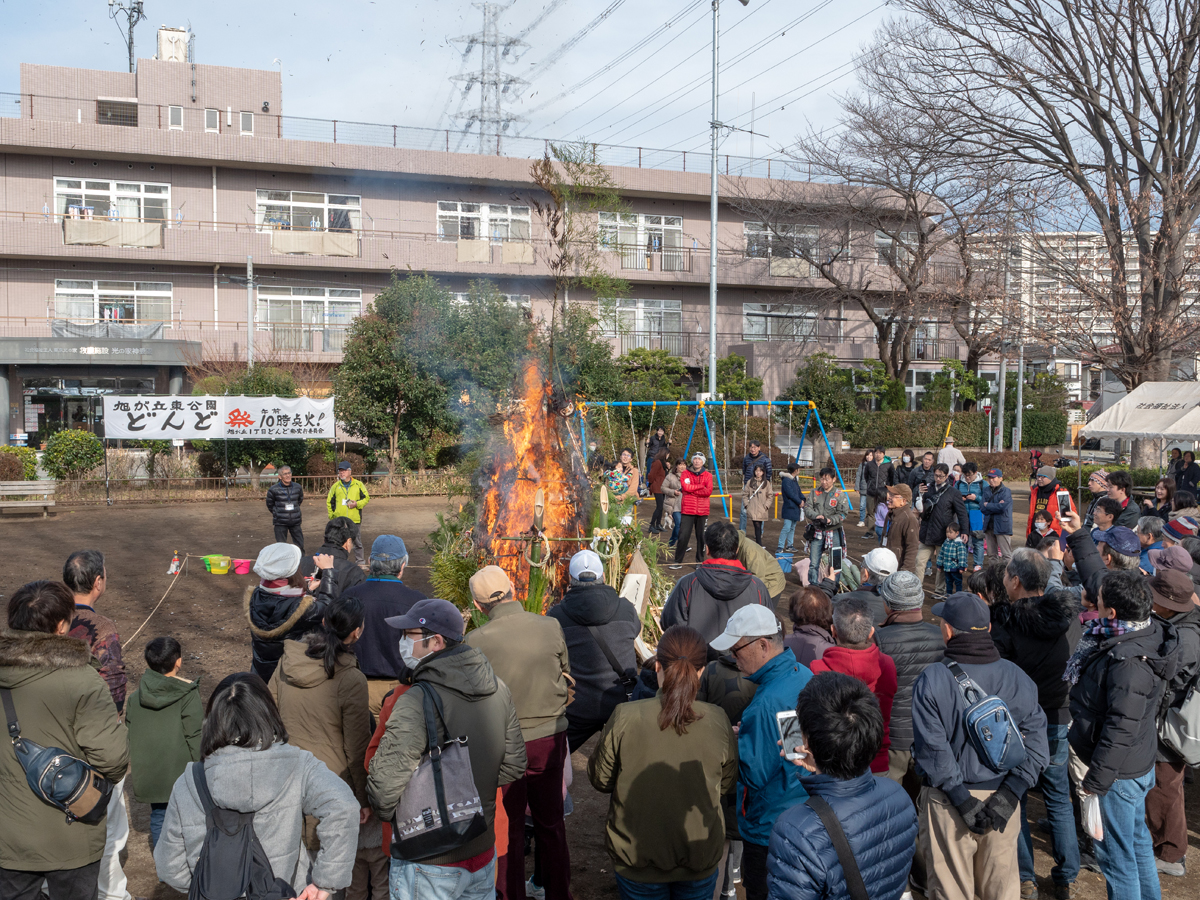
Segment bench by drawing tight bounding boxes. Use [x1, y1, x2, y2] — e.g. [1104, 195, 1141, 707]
[0, 481, 57, 516]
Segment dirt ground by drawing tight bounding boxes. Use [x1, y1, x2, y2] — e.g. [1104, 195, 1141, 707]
[0, 490, 1196, 900]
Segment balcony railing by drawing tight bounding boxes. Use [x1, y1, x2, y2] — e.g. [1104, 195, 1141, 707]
[615, 246, 692, 272]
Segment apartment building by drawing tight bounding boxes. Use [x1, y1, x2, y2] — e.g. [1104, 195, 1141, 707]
[0, 39, 991, 446]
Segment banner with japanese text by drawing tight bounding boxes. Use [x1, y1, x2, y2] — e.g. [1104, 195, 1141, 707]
[103, 395, 335, 440]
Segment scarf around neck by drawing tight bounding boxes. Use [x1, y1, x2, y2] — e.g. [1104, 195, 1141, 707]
[945, 631, 1001, 664]
[1063, 617, 1152, 685]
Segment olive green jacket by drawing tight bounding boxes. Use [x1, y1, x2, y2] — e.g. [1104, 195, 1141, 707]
[366, 644, 526, 864]
[465, 602, 570, 742]
[0, 630, 128, 871]
[126, 669, 203, 804]
[738, 531, 787, 600]
[588, 695, 737, 883]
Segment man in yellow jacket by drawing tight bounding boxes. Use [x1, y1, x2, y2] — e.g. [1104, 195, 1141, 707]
[326, 460, 370, 565]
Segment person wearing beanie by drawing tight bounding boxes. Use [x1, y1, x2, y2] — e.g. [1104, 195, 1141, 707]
[982, 469, 1014, 561]
[465, 566, 573, 900]
[1081, 469, 1111, 530]
[245, 541, 334, 682]
[1028, 465, 1076, 538]
[911, 592, 1049, 900]
[674, 453, 714, 566]
[342, 534, 426, 715]
[1162, 516, 1200, 547]
[875, 571, 943, 794]
[884, 483, 921, 575]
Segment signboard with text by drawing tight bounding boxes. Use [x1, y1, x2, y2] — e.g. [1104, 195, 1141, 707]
[103, 395, 335, 440]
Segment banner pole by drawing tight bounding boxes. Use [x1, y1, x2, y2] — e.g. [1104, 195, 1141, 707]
[224, 439, 229, 503]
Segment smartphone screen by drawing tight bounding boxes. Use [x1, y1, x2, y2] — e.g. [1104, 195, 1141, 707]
[831, 547, 844, 572]
[1056, 490, 1072, 511]
[776, 710, 804, 761]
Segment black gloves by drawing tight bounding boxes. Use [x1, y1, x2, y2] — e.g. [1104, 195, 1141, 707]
[983, 785, 1021, 832]
[955, 796, 992, 835]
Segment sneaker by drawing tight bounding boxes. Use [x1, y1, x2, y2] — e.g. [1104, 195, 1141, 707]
[1054, 884, 1076, 900]
[973, 564, 983, 572]
[1157, 857, 1186, 877]
[669, 564, 683, 570]
[1079, 849, 1102, 873]
[857, 520, 866, 527]
[1021, 881, 1039, 900]
[525, 878, 546, 900]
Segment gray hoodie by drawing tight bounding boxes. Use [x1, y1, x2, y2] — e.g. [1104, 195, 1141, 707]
[154, 742, 359, 894]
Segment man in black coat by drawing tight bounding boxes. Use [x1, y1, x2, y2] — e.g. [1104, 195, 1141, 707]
[915, 464, 970, 602]
[863, 446, 895, 512]
[264, 465, 304, 551]
[992, 548, 1082, 896]
[299, 516, 366, 599]
[1067, 570, 1179, 898]
[1143, 553, 1200, 878]
[905, 451, 937, 491]
[548, 550, 642, 752]
[739, 441, 773, 533]
[661, 521, 772, 659]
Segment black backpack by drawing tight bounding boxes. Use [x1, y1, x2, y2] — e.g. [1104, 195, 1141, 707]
[187, 762, 295, 900]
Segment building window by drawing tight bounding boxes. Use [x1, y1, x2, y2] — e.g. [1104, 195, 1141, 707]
[240, 112, 254, 135]
[53, 279, 172, 323]
[54, 178, 171, 224]
[742, 303, 817, 341]
[599, 212, 684, 270]
[876, 230, 918, 265]
[168, 106, 183, 129]
[451, 292, 531, 308]
[97, 100, 137, 127]
[437, 202, 530, 242]
[602, 297, 684, 356]
[256, 191, 361, 232]
[744, 222, 818, 258]
[256, 286, 362, 352]
[205, 108, 219, 132]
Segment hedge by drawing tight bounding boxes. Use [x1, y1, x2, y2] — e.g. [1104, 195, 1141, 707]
[1056, 464, 1164, 493]
[846, 410, 1067, 449]
[0, 445, 37, 480]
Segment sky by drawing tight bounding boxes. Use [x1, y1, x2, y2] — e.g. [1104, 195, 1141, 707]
[0, 0, 893, 161]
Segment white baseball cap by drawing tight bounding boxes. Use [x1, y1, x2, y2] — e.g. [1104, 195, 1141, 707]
[569, 549, 605, 582]
[710, 605, 782, 652]
[862, 547, 899, 578]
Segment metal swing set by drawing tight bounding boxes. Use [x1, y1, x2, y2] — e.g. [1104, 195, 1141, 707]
[576, 399, 847, 518]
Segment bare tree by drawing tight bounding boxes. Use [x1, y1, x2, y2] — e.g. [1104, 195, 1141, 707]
[731, 91, 1014, 387]
[865, 0, 1200, 462]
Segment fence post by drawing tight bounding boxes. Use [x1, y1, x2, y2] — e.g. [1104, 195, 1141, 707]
[393, 124, 397, 147]
[683, 151, 686, 172]
[333, 120, 337, 143]
[639, 147, 642, 167]
[277, 115, 281, 139]
[103, 438, 111, 506]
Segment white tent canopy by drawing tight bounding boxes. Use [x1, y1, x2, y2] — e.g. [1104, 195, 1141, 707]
[1080, 382, 1200, 440]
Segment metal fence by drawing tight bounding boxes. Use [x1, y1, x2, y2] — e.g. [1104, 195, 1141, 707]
[43, 471, 471, 507]
[0, 91, 814, 182]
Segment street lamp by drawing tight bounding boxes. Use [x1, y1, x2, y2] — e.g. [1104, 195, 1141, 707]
[708, 0, 750, 397]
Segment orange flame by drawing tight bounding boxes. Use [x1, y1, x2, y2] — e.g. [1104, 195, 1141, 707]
[476, 360, 587, 600]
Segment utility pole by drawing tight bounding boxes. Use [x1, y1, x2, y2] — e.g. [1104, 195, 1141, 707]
[1015, 342, 1025, 451]
[246, 256, 254, 369]
[108, 0, 146, 74]
[451, 3, 527, 155]
[707, 0, 750, 397]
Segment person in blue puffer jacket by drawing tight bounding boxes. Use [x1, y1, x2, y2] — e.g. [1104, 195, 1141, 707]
[767, 671, 918, 900]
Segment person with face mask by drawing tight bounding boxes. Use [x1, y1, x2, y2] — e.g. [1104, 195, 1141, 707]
[367, 599, 526, 899]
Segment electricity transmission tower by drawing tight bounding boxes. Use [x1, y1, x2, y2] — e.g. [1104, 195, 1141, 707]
[451, 3, 527, 155]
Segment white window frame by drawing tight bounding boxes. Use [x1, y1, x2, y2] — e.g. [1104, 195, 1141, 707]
[451, 292, 532, 308]
[54, 178, 172, 225]
[743, 222, 818, 258]
[240, 112, 254, 135]
[598, 212, 683, 250]
[742, 302, 818, 341]
[255, 190, 362, 232]
[255, 286, 362, 351]
[168, 105, 183, 130]
[601, 297, 685, 355]
[875, 230, 919, 266]
[53, 279, 173, 325]
[437, 201, 531, 242]
[204, 108, 219, 132]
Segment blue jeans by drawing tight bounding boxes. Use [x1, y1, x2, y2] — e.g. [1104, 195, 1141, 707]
[669, 511, 681, 545]
[1019, 723, 1079, 886]
[858, 494, 869, 523]
[739, 502, 749, 532]
[1094, 769, 1160, 900]
[778, 518, 797, 551]
[615, 870, 719, 900]
[149, 802, 168, 849]
[389, 856, 496, 900]
[971, 530, 986, 567]
[809, 535, 840, 586]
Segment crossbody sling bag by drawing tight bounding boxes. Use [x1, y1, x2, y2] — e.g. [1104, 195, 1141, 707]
[562, 606, 638, 700]
[1, 687, 112, 824]
[805, 794, 871, 900]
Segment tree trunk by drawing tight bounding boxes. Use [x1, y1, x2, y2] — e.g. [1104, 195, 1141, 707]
[249, 463, 266, 490]
[1131, 437, 1163, 470]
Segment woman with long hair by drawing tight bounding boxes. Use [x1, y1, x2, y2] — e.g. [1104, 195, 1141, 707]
[647, 448, 671, 534]
[588, 626, 738, 899]
[154, 673, 359, 899]
[742, 463, 774, 546]
[267, 596, 373, 893]
[1142, 477, 1176, 522]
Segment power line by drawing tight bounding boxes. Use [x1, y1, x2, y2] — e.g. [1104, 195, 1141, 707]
[575, 0, 837, 144]
[610, 2, 885, 147]
[522, 0, 710, 119]
[512, 0, 569, 42]
[522, 0, 630, 82]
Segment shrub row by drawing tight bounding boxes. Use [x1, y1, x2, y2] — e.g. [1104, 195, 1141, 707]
[0, 445, 37, 480]
[844, 410, 1067, 449]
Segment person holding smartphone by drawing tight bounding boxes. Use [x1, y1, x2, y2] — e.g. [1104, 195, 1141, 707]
[1027, 465, 1076, 540]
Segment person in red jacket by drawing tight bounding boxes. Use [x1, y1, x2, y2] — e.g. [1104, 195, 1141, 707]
[809, 596, 898, 773]
[1027, 465, 1077, 538]
[673, 452, 714, 567]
